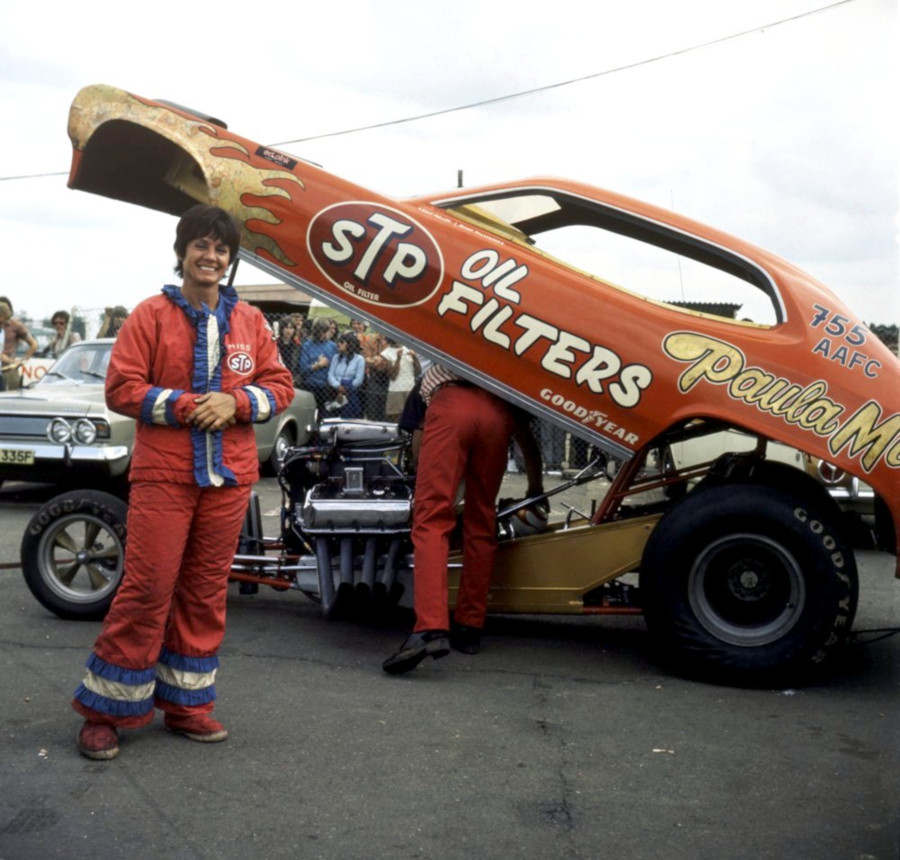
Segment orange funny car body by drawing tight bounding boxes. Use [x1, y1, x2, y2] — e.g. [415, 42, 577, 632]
[66, 85, 898, 540]
[44, 83, 897, 682]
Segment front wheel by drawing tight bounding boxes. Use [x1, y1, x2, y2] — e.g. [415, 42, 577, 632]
[267, 423, 296, 475]
[640, 483, 858, 684]
[21, 490, 128, 620]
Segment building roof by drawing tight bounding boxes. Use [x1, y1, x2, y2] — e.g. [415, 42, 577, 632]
[234, 283, 313, 314]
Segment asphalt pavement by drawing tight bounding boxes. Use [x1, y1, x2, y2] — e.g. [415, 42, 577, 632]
[0, 478, 897, 860]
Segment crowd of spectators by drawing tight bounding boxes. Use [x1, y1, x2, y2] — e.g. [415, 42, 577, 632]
[275, 313, 428, 423]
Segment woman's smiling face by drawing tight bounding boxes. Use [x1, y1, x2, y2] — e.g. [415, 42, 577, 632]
[180, 234, 231, 291]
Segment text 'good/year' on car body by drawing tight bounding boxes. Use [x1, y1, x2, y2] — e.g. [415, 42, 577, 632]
[23, 83, 898, 685]
[0, 338, 317, 492]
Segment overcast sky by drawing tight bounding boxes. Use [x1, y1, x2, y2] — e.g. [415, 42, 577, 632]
[1, 0, 896, 331]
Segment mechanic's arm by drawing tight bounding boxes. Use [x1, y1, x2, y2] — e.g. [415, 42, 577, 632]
[513, 414, 545, 498]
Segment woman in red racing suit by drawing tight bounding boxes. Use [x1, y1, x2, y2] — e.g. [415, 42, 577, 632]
[73, 205, 295, 760]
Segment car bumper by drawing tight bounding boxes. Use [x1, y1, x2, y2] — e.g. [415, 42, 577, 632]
[0, 441, 130, 482]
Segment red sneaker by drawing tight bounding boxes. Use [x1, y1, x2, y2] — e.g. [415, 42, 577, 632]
[77, 721, 120, 760]
[164, 714, 229, 743]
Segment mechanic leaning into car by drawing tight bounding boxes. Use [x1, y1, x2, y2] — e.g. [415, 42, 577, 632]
[383, 365, 543, 675]
[72, 204, 295, 760]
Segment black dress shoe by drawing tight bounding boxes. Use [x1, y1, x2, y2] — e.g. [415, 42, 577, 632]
[382, 630, 450, 675]
[450, 623, 482, 655]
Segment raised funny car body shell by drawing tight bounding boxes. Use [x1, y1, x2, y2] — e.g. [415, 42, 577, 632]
[66, 84, 899, 563]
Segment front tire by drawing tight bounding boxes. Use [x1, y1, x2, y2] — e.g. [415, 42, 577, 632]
[640, 483, 858, 684]
[267, 423, 295, 475]
[21, 490, 128, 620]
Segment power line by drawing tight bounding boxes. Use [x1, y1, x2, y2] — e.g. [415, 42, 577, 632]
[0, 171, 67, 182]
[270, 0, 853, 147]
[0, 0, 854, 181]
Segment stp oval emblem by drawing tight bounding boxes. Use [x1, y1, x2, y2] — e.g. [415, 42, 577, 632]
[308, 202, 444, 307]
[228, 352, 254, 375]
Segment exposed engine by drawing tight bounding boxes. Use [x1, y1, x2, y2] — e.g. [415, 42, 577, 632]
[234, 418, 581, 617]
[279, 419, 415, 615]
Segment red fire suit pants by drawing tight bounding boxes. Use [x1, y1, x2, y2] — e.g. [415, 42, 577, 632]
[412, 385, 515, 632]
[72, 481, 250, 727]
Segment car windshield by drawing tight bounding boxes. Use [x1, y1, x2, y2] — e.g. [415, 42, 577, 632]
[440, 188, 783, 326]
[39, 342, 111, 386]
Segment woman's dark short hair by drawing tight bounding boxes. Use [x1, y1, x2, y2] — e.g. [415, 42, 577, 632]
[337, 331, 361, 354]
[52, 310, 71, 325]
[173, 204, 242, 277]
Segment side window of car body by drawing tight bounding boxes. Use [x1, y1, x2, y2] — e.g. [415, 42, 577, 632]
[444, 191, 782, 327]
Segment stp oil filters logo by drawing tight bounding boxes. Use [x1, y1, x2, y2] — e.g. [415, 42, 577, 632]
[308, 202, 444, 307]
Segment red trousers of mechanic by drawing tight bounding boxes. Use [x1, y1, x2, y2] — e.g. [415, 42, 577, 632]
[72, 481, 250, 728]
[412, 385, 515, 632]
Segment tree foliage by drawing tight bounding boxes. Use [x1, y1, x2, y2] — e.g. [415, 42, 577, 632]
[868, 323, 898, 351]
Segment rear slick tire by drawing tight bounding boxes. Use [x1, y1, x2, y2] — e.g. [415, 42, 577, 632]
[640, 483, 858, 685]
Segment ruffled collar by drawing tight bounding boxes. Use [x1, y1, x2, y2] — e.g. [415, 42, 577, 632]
[162, 284, 238, 334]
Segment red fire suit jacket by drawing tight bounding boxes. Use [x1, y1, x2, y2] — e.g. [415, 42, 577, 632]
[106, 285, 295, 487]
